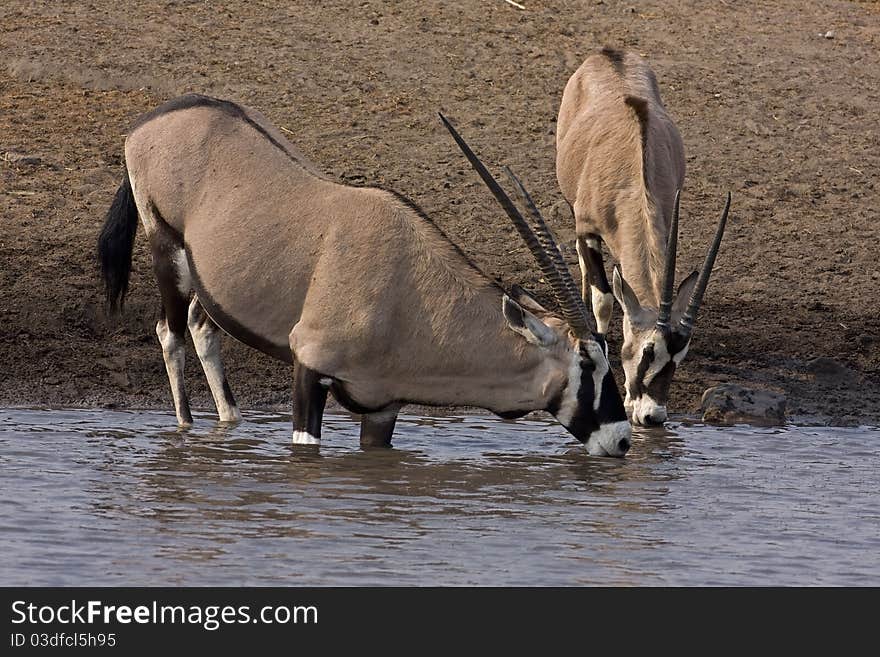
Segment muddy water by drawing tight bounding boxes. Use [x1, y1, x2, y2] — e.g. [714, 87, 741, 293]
[1, 408, 878, 586]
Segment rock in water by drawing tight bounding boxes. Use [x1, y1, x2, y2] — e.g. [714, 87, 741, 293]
[701, 384, 787, 425]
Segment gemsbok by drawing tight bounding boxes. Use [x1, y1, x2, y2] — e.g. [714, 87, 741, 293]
[97, 94, 632, 456]
[556, 47, 730, 425]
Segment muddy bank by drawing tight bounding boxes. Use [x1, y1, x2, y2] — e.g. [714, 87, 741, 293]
[1, 0, 879, 425]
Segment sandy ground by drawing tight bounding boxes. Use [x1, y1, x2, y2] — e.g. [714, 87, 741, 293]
[1, 0, 879, 425]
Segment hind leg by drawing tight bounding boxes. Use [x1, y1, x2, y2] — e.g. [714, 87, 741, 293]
[187, 297, 241, 423]
[576, 234, 614, 336]
[151, 230, 193, 426]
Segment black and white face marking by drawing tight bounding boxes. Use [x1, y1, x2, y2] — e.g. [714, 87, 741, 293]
[621, 325, 691, 425]
[551, 337, 631, 457]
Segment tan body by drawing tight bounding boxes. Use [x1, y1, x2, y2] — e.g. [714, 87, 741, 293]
[557, 50, 685, 305]
[556, 49, 728, 425]
[99, 95, 631, 454]
[127, 103, 556, 412]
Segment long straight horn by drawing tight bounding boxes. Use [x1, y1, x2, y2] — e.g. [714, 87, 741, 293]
[679, 192, 731, 338]
[656, 189, 681, 330]
[438, 113, 590, 335]
[502, 167, 593, 337]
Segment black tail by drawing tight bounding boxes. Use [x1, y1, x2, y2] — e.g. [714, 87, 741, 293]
[97, 172, 139, 312]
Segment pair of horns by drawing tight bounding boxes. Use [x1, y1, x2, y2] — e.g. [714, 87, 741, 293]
[655, 190, 731, 338]
[438, 113, 595, 339]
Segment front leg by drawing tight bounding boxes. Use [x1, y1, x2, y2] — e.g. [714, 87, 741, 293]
[360, 406, 401, 448]
[292, 362, 329, 445]
[576, 234, 613, 336]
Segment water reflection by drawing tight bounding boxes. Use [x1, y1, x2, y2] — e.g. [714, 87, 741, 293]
[1, 409, 878, 585]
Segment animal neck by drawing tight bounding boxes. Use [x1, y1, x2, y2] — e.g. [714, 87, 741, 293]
[619, 192, 668, 310]
[615, 99, 666, 310]
[397, 286, 566, 414]
[624, 97, 681, 312]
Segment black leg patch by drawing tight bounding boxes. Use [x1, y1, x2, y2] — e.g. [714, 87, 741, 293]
[292, 363, 329, 439]
[360, 410, 399, 448]
[581, 235, 611, 294]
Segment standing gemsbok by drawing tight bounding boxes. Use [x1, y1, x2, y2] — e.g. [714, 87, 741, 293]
[556, 47, 730, 425]
[97, 94, 631, 456]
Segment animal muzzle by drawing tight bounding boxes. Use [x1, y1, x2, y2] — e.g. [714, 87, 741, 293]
[628, 396, 668, 426]
[585, 421, 632, 457]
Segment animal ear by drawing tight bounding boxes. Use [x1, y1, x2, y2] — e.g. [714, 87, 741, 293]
[672, 270, 699, 317]
[502, 295, 557, 347]
[612, 265, 643, 318]
[509, 284, 548, 314]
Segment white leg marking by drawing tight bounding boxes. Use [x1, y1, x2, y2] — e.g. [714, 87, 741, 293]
[576, 239, 589, 295]
[156, 318, 190, 426]
[171, 248, 192, 297]
[586, 421, 631, 457]
[577, 239, 612, 334]
[188, 301, 241, 423]
[319, 377, 332, 387]
[592, 288, 613, 335]
[292, 430, 320, 445]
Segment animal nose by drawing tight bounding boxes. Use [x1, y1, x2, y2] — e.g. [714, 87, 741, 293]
[632, 401, 667, 426]
[617, 438, 631, 453]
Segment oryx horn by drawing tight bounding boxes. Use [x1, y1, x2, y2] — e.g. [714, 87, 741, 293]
[678, 192, 731, 338]
[655, 188, 681, 331]
[438, 113, 593, 338]
[501, 166, 592, 337]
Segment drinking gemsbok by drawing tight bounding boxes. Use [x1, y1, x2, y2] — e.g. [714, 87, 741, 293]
[556, 48, 730, 425]
[97, 94, 631, 456]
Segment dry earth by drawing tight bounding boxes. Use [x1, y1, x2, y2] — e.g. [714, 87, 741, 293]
[1, 0, 879, 425]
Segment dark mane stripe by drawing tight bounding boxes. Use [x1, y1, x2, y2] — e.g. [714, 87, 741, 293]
[129, 93, 313, 170]
[599, 46, 627, 75]
[624, 95, 650, 151]
[381, 188, 502, 291]
[624, 95, 650, 186]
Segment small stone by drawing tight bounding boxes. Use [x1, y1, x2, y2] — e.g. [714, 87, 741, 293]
[701, 384, 787, 425]
[824, 30, 835, 39]
[4, 152, 42, 166]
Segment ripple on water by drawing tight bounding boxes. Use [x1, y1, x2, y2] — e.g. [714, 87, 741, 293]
[0, 409, 878, 585]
